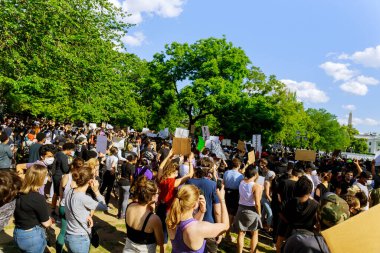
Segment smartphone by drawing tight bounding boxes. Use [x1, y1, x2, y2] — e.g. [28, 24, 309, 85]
[217, 178, 223, 190]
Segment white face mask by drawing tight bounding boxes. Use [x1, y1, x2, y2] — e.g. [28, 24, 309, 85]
[70, 151, 75, 157]
[311, 170, 317, 176]
[44, 157, 55, 166]
[367, 180, 373, 186]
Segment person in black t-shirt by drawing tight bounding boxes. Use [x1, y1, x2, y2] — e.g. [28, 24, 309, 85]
[335, 170, 355, 196]
[276, 176, 319, 253]
[117, 153, 137, 219]
[14, 164, 53, 253]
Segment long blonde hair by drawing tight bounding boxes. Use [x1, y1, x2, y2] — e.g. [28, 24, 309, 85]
[20, 164, 48, 194]
[166, 184, 200, 230]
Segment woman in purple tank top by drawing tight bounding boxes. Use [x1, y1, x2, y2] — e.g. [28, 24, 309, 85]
[166, 184, 229, 253]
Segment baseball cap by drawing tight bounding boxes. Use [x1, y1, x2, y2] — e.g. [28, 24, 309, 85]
[319, 193, 350, 228]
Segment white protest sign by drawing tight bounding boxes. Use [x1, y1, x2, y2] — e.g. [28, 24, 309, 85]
[89, 123, 97, 130]
[222, 139, 231, 146]
[209, 136, 220, 144]
[175, 128, 189, 138]
[252, 134, 262, 156]
[146, 132, 158, 138]
[202, 126, 210, 140]
[375, 152, 380, 166]
[142, 128, 150, 134]
[206, 139, 226, 160]
[158, 128, 169, 139]
[112, 137, 125, 149]
[96, 135, 108, 154]
[106, 124, 113, 130]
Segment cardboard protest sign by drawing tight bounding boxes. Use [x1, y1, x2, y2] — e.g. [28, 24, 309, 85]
[174, 128, 189, 138]
[248, 151, 255, 164]
[237, 140, 246, 152]
[190, 125, 195, 134]
[295, 150, 316, 162]
[96, 135, 108, 154]
[197, 136, 205, 151]
[321, 204, 380, 253]
[89, 123, 97, 130]
[112, 137, 125, 149]
[222, 139, 231, 146]
[172, 137, 192, 155]
[201, 126, 210, 140]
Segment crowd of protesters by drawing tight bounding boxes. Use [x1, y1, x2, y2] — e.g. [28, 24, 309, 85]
[0, 115, 379, 253]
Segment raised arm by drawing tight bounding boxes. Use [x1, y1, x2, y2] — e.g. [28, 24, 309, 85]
[157, 149, 173, 181]
[174, 152, 194, 187]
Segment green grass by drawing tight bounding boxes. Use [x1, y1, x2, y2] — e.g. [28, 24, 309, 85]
[1, 206, 275, 253]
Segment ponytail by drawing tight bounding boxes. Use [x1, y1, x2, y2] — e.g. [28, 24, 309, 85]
[166, 184, 200, 230]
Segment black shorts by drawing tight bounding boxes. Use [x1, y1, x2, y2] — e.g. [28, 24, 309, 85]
[52, 175, 62, 195]
[225, 188, 239, 216]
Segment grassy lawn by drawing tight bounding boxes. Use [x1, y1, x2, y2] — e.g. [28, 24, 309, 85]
[1, 203, 275, 253]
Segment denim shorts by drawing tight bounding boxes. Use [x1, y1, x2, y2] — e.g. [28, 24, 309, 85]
[65, 233, 91, 253]
[14, 225, 47, 253]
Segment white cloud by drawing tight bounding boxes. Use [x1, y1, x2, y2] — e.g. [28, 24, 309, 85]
[349, 45, 380, 68]
[339, 80, 368, 96]
[319, 62, 355, 81]
[108, 0, 186, 47]
[110, 0, 186, 24]
[121, 32, 146, 46]
[356, 75, 379, 86]
[338, 115, 380, 126]
[342, 104, 356, 111]
[281, 79, 329, 103]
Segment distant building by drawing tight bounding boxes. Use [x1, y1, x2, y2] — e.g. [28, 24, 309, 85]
[355, 133, 380, 153]
[348, 112, 353, 127]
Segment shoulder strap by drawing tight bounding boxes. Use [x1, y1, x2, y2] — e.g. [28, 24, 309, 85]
[68, 189, 91, 237]
[141, 212, 153, 232]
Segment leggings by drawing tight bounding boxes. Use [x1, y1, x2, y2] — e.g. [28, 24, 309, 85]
[56, 206, 67, 253]
[100, 170, 116, 205]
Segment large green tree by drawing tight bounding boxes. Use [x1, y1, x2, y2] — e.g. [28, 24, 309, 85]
[305, 108, 350, 151]
[144, 37, 251, 130]
[0, 0, 148, 128]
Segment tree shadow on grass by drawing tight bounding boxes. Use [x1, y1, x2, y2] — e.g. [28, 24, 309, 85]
[91, 214, 126, 253]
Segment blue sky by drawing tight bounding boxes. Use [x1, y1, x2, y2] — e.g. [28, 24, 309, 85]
[110, 0, 380, 133]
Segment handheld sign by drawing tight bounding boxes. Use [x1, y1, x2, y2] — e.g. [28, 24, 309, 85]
[174, 128, 189, 138]
[248, 151, 255, 164]
[190, 125, 195, 134]
[172, 137, 192, 155]
[295, 150, 316, 162]
[322, 204, 380, 253]
[237, 140, 246, 152]
[96, 135, 108, 154]
[112, 137, 125, 149]
[201, 126, 210, 140]
[222, 139, 231, 146]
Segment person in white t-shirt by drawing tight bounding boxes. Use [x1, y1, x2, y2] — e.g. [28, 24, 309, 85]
[100, 147, 118, 208]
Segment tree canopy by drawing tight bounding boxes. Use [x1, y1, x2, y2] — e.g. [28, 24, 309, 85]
[0, 2, 367, 152]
